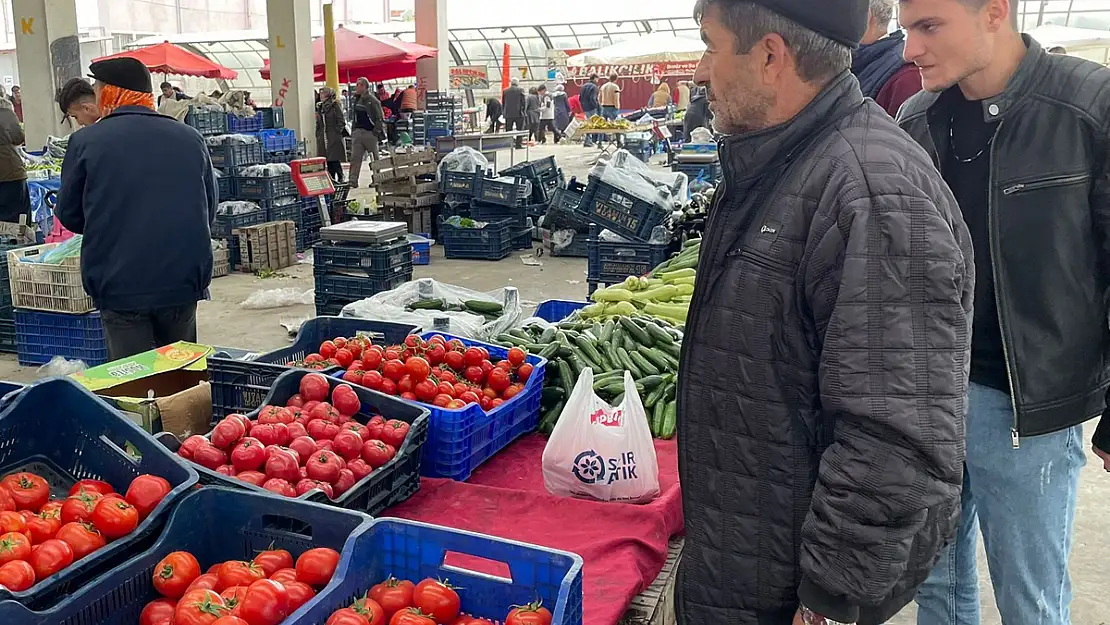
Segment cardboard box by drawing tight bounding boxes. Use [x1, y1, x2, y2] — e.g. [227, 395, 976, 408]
[70, 342, 214, 435]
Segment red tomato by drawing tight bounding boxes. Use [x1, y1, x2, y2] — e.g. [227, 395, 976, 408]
[238, 579, 289, 625]
[442, 350, 465, 371]
[217, 560, 265, 591]
[306, 450, 343, 484]
[382, 360, 406, 382]
[333, 337, 348, 349]
[140, 598, 178, 625]
[211, 417, 247, 449]
[287, 394, 305, 408]
[379, 420, 411, 448]
[0, 488, 12, 513]
[342, 368, 365, 385]
[90, 498, 139, 539]
[333, 469, 356, 496]
[192, 444, 229, 471]
[459, 391, 480, 406]
[362, 349, 384, 371]
[370, 576, 415, 618]
[60, 491, 102, 525]
[213, 617, 249, 625]
[264, 447, 302, 483]
[463, 366, 485, 385]
[404, 356, 431, 382]
[487, 368, 511, 393]
[446, 399, 466, 409]
[319, 340, 337, 359]
[295, 547, 339, 586]
[427, 334, 447, 347]
[361, 440, 396, 469]
[0, 510, 25, 535]
[334, 348, 354, 368]
[153, 550, 202, 599]
[332, 430, 364, 461]
[505, 601, 553, 625]
[494, 359, 512, 371]
[231, 438, 269, 473]
[252, 548, 293, 577]
[220, 585, 249, 611]
[125, 474, 172, 521]
[503, 384, 523, 400]
[347, 458, 374, 481]
[56, 522, 106, 560]
[269, 568, 297, 586]
[68, 479, 114, 497]
[236, 471, 268, 487]
[413, 379, 438, 403]
[432, 394, 452, 408]
[174, 589, 227, 625]
[299, 373, 332, 402]
[516, 362, 534, 382]
[343, 594, 387, 625]
[437, 369, 457, 385]
[479, 396, 493, 411]
[27, 538, 73, 580]
[186, 573, 221, 593]
[1, 472, 50, 512]
[178, 435, 208, 460]
[412, 578, 460, 623]
[284, 580, 317, 612]
[0, 531, 30, 565]
[462, 347, 484, 367]
[25, 512, 61, 544]
[379, 379, 398, 396]
[506, 346, 527, 367]
[262, 479, 296, 498]
[307, 419, 340, 441]
[328, 608, 373, 625]
[425, 344, 446, 366]
[390, 608, 437, 625]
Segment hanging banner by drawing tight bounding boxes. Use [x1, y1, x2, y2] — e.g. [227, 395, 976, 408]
[502, 43, 511, 91]
[565, 60, 699, 80]
[450, 65, 490, 90]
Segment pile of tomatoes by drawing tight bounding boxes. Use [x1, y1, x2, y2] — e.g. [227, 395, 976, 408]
[325, 576, 553, 625]
[139, 546, 340, 625]
[0, 472, 171, 592]
[298, 334, 534, 413]
[177, 373, 411, 501]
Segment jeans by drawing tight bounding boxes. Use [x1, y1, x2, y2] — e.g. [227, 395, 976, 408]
[915, 382, 1085, 625]
[101, 302, 198, 361]
[583, 108, 600, 145]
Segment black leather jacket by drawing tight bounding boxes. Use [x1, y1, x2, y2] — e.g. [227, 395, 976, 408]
[898, 36, 1110, 451]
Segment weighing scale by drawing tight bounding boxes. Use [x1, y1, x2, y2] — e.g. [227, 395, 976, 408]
[290, 157, 334, 229]
[318, 220, 408, 245]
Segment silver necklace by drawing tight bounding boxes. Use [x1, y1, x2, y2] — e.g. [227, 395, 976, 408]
[949, 119, 992, 163]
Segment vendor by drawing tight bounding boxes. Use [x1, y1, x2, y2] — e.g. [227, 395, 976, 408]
[348, 77, 385, 190]
[56, 57, 217, 360]
[315, 86, 347, 184]
[57, 78, 102, 128]
[158, 82, 191, 107]
[0, 86, 29, 224]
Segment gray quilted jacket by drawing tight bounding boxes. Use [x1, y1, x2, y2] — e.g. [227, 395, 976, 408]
[676, 72, 974, 625]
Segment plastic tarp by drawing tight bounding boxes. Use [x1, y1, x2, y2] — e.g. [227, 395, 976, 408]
[259, 26, 437, 82]
[94, 41, 238, 80]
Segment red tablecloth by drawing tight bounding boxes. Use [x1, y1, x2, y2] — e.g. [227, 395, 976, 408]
[384, 434, 684, 625]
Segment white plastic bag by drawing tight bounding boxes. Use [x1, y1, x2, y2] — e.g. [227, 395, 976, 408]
[542, 368, 660, 503]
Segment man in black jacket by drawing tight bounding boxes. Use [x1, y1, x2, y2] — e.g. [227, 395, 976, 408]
[57, 58, 216, 360]
[896, 0, 1110, 623]
[579, 74, 601, 146]
[678, 1, 973, 624]
[348, 77, 385, 189]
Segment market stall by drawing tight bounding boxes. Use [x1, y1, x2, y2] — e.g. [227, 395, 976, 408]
[258, 26, 437, 83]
[93, 41, 239, 80]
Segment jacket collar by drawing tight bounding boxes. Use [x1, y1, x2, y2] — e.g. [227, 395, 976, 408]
[719, 71, 864, 182]
[105, 105, 162, 118]
[930, 34, 1044, 123]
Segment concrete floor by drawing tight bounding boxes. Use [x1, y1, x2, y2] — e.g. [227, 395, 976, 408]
[0, 143, 1103, 624]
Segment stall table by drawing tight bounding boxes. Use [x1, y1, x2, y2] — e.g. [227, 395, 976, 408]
[433, 131, 529, 171]
[620, 538, 683, 625]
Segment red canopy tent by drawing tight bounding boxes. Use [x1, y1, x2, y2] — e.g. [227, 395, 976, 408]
[94, 41, 238, 80]
[259, 26, 437, 82]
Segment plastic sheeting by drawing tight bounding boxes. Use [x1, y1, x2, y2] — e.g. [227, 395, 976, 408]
[438, 146, 489, 177]
[588, 149, 687, 213]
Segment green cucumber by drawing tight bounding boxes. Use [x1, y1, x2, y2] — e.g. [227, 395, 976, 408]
[615, 347, 643, 378]
[539, 399, 565, 434]
[574, 336, 604, 366]
[565, 353, 585, 377]
[637, 375, 666, 390]
[407, 298, 445, 310]
[642, 321, 674, 346]
[539, 326, 557, 343]
[611, 392, 625, 405]
[508, 329, 532, 341]
[619, 317, 652, 346]
[496, 333, 529, 347]
[599, 319, 616, 343]
[644, 380, 668, 409]
[464, 300, 504, 314]
[538, 342, 561, 359]
[651, 398, 667, 436]
[541, 386, 566, 403]
[660, 400, 677, 439]
[556, 360, 575, 396]
[629, 350, 660, 377]
[569, 345, 601, 372]
[639, 348, 675, 373]
[659, 342, 682, 359]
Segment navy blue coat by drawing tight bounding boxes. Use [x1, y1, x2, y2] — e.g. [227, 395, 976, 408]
[57, 106, 217, 312]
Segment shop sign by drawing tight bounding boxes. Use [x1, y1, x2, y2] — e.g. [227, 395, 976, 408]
[565, 60, 699, 80]
[449, 65, 489, 90]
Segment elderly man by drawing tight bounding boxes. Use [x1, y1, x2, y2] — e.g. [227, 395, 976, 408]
[56, 58, 216, 359]
[677, 1, 974, 624]
[348, 77, 385, 189]
[852, 0, 922, 116]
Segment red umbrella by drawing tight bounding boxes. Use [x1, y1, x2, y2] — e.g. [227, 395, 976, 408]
[260, 26, 437, 82]
[94, 41, 238, 80]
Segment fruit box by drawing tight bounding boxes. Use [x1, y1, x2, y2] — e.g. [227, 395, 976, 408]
[0, 378, 199, 610]
[156, 368, 430, 516]
[69, 342, 213, 435]
[0, 487, 371, 625]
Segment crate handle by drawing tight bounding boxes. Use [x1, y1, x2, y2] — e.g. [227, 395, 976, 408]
[440, 550, 514, 584]
[261, 513, 314, 539]
[613, 248, 637, 257]
[98, 433, 143, 465]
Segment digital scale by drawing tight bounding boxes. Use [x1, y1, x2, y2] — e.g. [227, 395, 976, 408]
[290, 157, 335, 229]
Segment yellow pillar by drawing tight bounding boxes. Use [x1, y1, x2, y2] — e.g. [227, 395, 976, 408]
[323, 3, 339, 93]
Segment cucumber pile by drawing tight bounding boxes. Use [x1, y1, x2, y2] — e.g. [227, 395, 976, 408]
[494, 315, 681, 439]
[581, 237, 701, 326]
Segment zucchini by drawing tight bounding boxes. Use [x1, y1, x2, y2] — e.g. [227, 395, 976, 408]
[629, 350, 661, 377]
[639, 347, 675, 373]
[660, 400, 677, 439]
[642, 321, 674, 346]
[464, 300, 504, 314]
[539, 326, 557, 343]
[574, 336, 604, 365]
[556, 359, 575, 396]
[615, 347, 643, 378]
[619, 317, 652, 346]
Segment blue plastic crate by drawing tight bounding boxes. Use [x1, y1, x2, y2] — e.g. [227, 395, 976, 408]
[258, 106, 285, 129]
[533, 300, 588, 322]
[258, 128, 297, 153]
[577, 177, 672, 242]
[552, 176, 587, 214]
[470, 200, 528, 229]
[0, 378, 199, 609]
[184, 107, 227, 135]
[212, 207, 265, 238]
[288, 518, 584, 625]
[207, 317, 418, 418]
[586, 224, 672, 286]
[158, 369, 429, 514]
[0, 487, 370, 625]
[442, 218, 514, 261]
[314, 271, 413, 305]
[208, 141, 263, 169]
[476, 174, 531, 207]
[410, 233, 432, 265]
[313, 239, 413, 277]
[14, 309, 107, 366]
[314, 298, 347, 317]
[416, 332, 547, 481]
[227, 111, 264, 133]
[235, 171, 298, 200]
[440, 167, 480, 196]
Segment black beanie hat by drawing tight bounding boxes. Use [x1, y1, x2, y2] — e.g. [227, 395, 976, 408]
[752, 0, 870, 49]
[88, 58, 152, 93]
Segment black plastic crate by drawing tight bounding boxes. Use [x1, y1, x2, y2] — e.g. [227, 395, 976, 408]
[501, 155, 558, 181]
[208, 141, 263, 169]
[185, 108, 228, 136]
[0, 318, 15, 353]
[512, 227, 533, 251]
[216, 172, 231, 199]
[577, 177, 671, 242]
[235, 171, 297, 200]
[553, 176, 588, 213]
[548, 230, 590, 258]
[257, 106, 285, 129]
[212, 208, 265, 238]
[470, 200, 528, 229]
[314, 239, 413, 277]
[262, 200, 304, 224]
[300, 203, 323, 252]
[439, 167, 480, 196]
[442, 218, 514, 261]
[587, 224, 673, 284]
[314, 271, 413, 302]
[315, 298, 347, 317]
[476, 174, 530, 207]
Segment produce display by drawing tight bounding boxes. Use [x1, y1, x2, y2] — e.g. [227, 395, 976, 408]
[583, 237, 701, 326]
[323, 574, 552, 625]
[139, 546, 340, 625]
[580, 115, 634, 131]
[176, 373, 412, 500]
[0, 472, 171, 591]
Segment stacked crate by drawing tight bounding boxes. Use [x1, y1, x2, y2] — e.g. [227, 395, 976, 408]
[0, 243, 28, 352]
[413, 91, 463, 145]
[499, 156, 568, 250]
[235, 221, 297, 272]
[469, 172, 533, 252]
[6, 243, 106, 366]
[312, 237, 414, 316]
[371, 150, 439, 235]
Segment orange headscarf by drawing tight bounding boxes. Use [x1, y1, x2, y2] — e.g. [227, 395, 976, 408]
[98, 84, 155, 117]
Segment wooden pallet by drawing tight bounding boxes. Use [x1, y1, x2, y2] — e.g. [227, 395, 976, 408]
[377, 180, 439, 195]
[234, 220, 297, 272]
[371, 162, 437, 184]
[380, 206, 433, 235]
[379, 192, 441, 209]
[370, 149, 437, 171]
[620, 537, 683, 625]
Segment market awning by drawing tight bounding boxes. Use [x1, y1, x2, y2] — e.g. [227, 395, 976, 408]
[567, 32, 705, 66]
[259, 26, 437, 83]
[93, 41, 239, 80]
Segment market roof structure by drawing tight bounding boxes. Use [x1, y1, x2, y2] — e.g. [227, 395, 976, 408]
[94, 41, 238, 80]
[567, 32, 704, 66]
[258, 26, 436, 82]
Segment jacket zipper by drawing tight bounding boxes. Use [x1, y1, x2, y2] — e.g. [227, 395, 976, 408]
[727, 247, 795, 274]
[1001, 172, 1089, 196]
[986, 122, 1022, 448]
